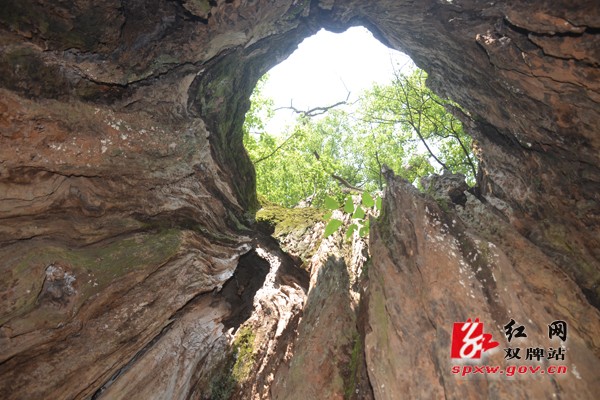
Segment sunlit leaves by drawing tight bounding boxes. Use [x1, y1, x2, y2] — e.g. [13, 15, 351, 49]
[359, 219, 370, 238]
[346, 223, 358, 239]
[243, 67, 478, 210]
[361, 192, 375, 208]
[320, 194, 380, 239]
[344, 197, 355, 213]
[359, 69, 477, 185]
[325, 196, 340, 210]
[324, 218, 344, 238]
[352, 206, 365, 219]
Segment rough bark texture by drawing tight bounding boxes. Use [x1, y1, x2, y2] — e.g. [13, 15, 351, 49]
[366, 173, 600, 399]
[265, 204, 372, 400]
[0, 0, 598, 399]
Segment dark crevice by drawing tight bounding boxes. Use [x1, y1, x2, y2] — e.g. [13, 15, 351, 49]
[169, 0, 210, 24]
[581, 287, 600, 311]
[220, 250, 270, 330]
[584, 26, 600, 34]
[470, 118, 525, 154]
[503, 17, 587, 38]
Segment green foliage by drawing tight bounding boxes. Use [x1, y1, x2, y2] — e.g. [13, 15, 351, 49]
[359, 219, 370, 238]
[375, 196, 382, 211]
[209, 326, 256, 400]
[346, 223, 358, 239]
[243, 67, 478, 210]
[352, 206, 365, 220]
[210, 374, 235, 400]
[359, 69, 477, 186]
[325, 196, 341, 210]
[361, 192, 375, 208]
[245, 117, 335, 207]
[322, 194, 379, 239]
[232, 326, 256, 382]
[324, 218, 344, 238]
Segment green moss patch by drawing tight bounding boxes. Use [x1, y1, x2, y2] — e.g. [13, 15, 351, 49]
[256, 205, 324, 237]
[209, 325, 257, 400]
[343, 332, 363, 399]
[231, 325, 256, 382]
[1, 229, 181, 326]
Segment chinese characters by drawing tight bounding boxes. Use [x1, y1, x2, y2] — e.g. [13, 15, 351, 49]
[502, 319, 567, 361]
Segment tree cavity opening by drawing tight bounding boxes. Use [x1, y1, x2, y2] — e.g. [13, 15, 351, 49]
[243, 26, 478, 209]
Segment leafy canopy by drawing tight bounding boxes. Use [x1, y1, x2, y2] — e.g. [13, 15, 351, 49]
[243, 68, 477, 209]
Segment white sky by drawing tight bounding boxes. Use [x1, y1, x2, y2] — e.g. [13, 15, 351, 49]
[261, 26, 414, 134]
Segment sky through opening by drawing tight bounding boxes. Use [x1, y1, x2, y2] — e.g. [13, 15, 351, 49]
[260, 26, 414, 134]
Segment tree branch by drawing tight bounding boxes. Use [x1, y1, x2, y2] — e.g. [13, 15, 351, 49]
[331, 174, 364, 193]
[275, 92, 352, 117]
[449, 118, 478, 178]
[371, 130, 384, 190]
[311, 150, 363, 193]
[394, 68, 450, 172]
[253, 132, 297, 164]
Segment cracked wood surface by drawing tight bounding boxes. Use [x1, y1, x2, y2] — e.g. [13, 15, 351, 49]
[0, 0, 598, 398]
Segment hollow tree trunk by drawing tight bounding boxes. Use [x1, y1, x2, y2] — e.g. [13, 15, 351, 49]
[0, 1, 598, 399]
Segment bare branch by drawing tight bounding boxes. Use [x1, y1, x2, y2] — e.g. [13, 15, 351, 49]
[449, 118, 478, 178]
[275, 91, 352, 117]
[253, 132, 297, 164]
[310, 151, 363, 193]
[331, 174, 364, 193]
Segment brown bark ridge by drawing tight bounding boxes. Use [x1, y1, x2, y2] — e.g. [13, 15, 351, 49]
[0, 0, 598, 399]
[366, 173, 600, 399]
